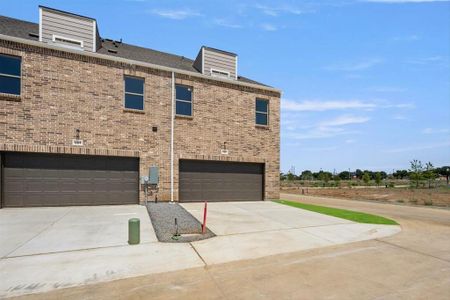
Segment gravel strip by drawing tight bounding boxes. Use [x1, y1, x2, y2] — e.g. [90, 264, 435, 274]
[146, 202, 215, 243]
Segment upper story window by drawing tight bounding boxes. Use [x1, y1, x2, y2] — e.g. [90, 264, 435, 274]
[255, 98, 269, 126]
[124, 76, 144, 110]
[176, 85, 192, 116]
[0, 54, 21, 95]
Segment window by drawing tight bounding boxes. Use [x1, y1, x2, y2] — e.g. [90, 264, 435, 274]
[124, 76, 144, 110]
[176, 85, 192, 116]
[0, 54, 21, 95]
[255, 98, 269, 126]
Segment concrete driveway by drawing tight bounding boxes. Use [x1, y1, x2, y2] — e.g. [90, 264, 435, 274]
[0, 205, 156, 258]
[18, 195, 449, 300]
[182, 201, 400, 265]
[0, 201, 400, 298]
[0, 205, 204, 299]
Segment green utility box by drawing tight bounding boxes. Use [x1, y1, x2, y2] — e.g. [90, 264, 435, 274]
[128, 218, 140, 245]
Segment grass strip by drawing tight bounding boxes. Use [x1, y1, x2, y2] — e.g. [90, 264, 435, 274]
[275, 200, 398, 225]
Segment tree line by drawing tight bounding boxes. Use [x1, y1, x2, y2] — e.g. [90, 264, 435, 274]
[281, 160, 450, 188]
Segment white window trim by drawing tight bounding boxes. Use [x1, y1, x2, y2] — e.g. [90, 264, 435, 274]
[210, 68, 230, 78]
[52, 34, 84, 50]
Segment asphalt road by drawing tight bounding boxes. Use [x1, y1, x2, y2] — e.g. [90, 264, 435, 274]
[13, 194, 450, 300]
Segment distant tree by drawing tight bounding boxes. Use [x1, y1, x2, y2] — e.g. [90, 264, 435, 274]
[436, 166, 450, 185]
[286, 172, 295, 181]
[334, 175, 341, 187]
[355, 169, 363, 180]
[317, 171, 332, 184]
[424, 162, 436, 189]
[301, 170, 313, 180]
[338, 171, 350, 180]
[380, 171, 387, 179]
[362, 172, 371, 185]
[375, 172, 382, 186]
[280, 172, 287, 181]
[393, 170, 409, 179]
[409, 159, 424, 188]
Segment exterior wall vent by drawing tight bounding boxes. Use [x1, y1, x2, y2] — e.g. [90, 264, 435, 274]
[193, 46, 238, 80]
[39, 6, 100, 52]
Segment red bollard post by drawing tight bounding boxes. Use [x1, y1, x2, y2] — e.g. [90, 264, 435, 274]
[202, 201, 208, 234]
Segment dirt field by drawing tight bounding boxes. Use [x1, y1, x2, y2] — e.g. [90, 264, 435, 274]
[281, 186, 450, 207]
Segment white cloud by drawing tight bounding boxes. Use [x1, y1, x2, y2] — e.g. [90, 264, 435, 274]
[383, 141, 450, 153]
[319, 115, 370, 127]
[406, 56, 449, 66]
[345, 139, 356, 144]
[281, 99, 377, 112]
[421, 128, 450, 134]
[324, 58, 383, 72]
[260, 23, 277, 31]
[214, 19, 242, 29]
[254, 4, 307, 16]
[149, 9, 201, 20]
[283, 114, 369, 140]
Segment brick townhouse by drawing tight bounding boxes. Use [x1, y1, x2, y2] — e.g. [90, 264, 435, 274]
[0, 6, 281, 207]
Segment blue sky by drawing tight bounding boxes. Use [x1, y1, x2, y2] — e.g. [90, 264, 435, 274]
[1, 0, 449, 173]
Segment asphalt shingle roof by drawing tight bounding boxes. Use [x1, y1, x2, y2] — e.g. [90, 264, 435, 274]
[0, 15, 270, 88]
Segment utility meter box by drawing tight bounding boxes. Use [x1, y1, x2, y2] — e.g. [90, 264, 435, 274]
[149, 166, 159, 185]
[140, 176, 149, 185]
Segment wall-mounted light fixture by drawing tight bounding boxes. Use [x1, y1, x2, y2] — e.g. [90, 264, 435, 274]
[220, 141, 229, 155]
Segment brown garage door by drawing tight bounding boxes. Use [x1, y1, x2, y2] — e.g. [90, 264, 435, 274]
[179, 160, 264, 202]
[2, 152, 139, 207]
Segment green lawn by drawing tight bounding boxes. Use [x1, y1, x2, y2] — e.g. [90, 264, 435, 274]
[274, 200, 398, 225]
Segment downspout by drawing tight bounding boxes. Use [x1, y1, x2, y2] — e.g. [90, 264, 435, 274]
[170, 72, 175, 202]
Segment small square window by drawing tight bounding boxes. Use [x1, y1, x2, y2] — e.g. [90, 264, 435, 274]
[256, 98, 269, 125]
[124, 76, 144, 110]
[176, 85, 192, 116]
[0, 54, 21, 95]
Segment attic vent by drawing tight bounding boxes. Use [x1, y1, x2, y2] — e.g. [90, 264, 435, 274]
[52, 35, 84, 49]
[108, 49, 118, 54]
[211, 69, 230, 79]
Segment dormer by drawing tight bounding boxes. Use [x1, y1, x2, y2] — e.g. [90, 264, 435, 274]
[193, 46, 238, 80]
[39, 6, 100, 52]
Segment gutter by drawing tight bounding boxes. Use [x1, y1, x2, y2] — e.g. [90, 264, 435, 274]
[0, 34, 282, 94]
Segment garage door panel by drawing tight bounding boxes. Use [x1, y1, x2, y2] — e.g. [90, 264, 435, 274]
[3, 153, 139, 207]
[179, 160, 264, 202]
